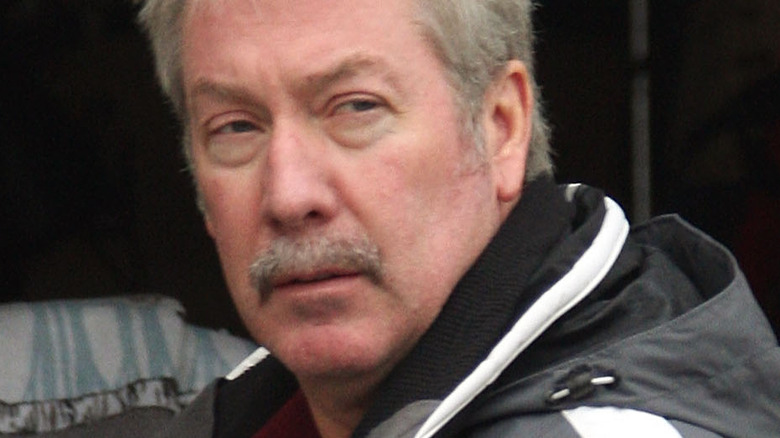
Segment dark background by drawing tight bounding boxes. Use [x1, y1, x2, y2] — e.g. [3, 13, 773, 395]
[2, 1, 779, 337]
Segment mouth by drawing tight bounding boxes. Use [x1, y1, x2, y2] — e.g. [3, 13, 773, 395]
[271, 268, 362, 290]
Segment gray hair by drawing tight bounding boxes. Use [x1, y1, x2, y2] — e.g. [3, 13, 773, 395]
[136, 0, 553, 181]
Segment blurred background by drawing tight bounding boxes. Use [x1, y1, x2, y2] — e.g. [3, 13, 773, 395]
[1, 1, 778, 337]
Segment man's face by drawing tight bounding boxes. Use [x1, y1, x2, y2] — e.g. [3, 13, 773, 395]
[182, 0, 508, 383]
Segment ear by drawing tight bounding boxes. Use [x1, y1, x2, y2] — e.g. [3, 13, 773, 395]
[482, 60, 534, 204]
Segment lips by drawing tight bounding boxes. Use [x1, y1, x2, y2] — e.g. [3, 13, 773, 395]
[271, 268, 361, 290]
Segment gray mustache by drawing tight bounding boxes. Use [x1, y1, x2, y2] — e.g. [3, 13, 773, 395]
[249, 236, 383, 298]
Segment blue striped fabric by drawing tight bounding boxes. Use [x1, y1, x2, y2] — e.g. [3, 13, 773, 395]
[0, 295, 257, 433]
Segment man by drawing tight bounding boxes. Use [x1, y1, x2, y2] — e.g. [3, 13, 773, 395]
[137, 0, 780, 437]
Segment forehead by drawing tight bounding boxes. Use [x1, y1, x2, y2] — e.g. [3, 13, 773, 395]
[182, 0, 423, 42]
[180, 0, 447, 101]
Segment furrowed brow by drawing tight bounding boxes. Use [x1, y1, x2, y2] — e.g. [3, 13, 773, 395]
[298, 54, 403, 97]
[190, 80, 258, 106]
[188, 80, 271, 120]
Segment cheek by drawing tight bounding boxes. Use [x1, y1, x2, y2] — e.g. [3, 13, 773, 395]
[360, 153, 433, 240]
[366, 141, 495, 274]
[199, 170, 259, 233]
[372, 145, 477, 230]
[358, 150, 464, 268]
[197, 173, 261, 281]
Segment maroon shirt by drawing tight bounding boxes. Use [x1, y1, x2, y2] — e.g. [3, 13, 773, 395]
[252, 391, 322, 438]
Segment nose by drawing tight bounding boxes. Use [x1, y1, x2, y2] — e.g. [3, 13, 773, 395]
[261, 122, 338, 232]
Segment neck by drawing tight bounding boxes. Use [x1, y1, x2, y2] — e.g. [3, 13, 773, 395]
[299, 372, 386, 438]
[309, 406, 360, 438]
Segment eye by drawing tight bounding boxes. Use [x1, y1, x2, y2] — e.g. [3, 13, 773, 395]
[202, 118, 265, 167]
[324, 94, 393, 149]
[332, 97, 381, 115]
[215, 120, 258, 134]
[343, 100, 379, 112]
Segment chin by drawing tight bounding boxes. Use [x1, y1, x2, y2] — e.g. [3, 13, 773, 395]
[271, 323, 403, 381]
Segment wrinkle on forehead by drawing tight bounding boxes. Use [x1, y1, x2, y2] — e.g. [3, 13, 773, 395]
[183, 0, 264, 29]
[185, 0, 425, 35]
[184, 0, 333, 26]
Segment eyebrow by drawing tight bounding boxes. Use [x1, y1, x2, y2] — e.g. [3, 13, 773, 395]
[187, 53, 403, 116]
[188, 80, 272, 125]
[189, 80, 261, 108]
[298, 54, 402, 97]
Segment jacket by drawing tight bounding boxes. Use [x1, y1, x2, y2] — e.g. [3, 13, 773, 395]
[157, 178, 780, 437]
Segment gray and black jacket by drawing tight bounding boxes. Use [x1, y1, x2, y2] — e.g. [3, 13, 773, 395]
[158, 177, 780, 438]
